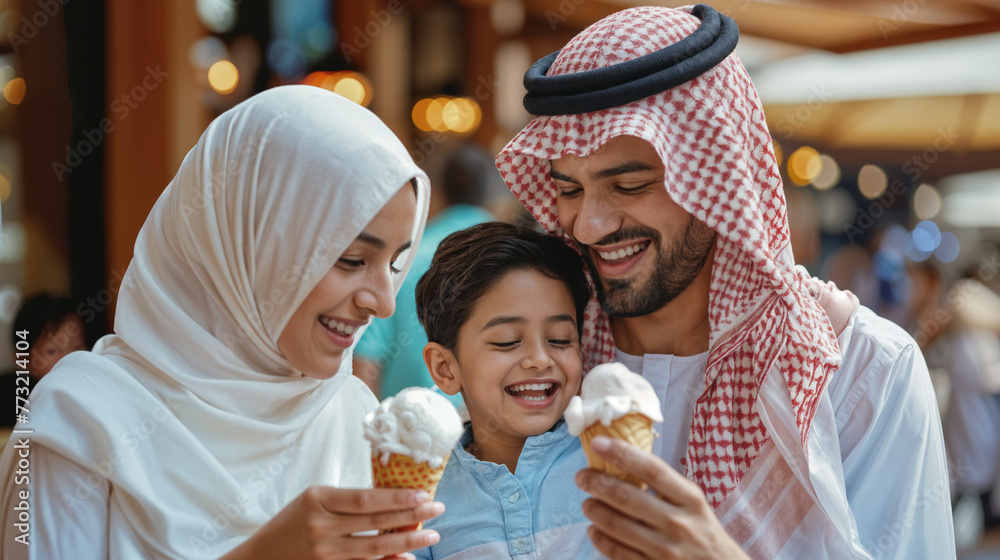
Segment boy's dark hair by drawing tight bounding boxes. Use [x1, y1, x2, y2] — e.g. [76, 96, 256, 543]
[12, 294, 78, 348]
[416, 222, 590, 350]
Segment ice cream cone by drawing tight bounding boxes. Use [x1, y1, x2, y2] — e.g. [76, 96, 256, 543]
[579, 413, 653, 489]
[371, 452, 451, 532]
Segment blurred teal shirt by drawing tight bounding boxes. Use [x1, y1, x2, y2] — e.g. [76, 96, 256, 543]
[354, 205, 494, 405]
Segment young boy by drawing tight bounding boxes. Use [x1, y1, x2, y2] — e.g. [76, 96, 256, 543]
[413, 221, 601, 560]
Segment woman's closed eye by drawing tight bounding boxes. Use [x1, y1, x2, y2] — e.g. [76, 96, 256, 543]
[337, 258, 402, 274]
[491, 341, 520, 349]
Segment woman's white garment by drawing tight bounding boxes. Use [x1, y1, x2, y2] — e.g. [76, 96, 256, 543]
[616, 307, 955, 560]
[0, 86, 430, 559]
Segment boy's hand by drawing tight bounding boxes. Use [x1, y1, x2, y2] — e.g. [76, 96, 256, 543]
[575, 436, 749, 560]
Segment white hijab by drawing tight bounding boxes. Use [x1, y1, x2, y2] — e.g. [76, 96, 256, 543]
[1, 86, 429, 558]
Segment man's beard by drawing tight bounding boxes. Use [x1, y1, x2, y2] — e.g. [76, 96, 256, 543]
[576, 218, 716, 318]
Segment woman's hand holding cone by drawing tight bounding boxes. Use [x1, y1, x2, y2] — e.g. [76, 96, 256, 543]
[221, 486, 444, 560]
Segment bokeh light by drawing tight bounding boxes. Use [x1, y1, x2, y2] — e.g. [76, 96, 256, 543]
[934, 232, 960, 263]
[787, 146, 821, 186]
[411, 98, 433, 132]
[812, 154, 841, 191]
[196, 0, 238, 33]
[3, 77, 25, 105]
[208, 60, 239, 94]
[267, 39, 307, 79]
[425, 99, 446, 132]
[0, 174, 10, 204]
[858, 164, 888, 199]
[913, 183, 942, 220]
[302, 71, 373, 106]
[912, 220, 941, 252]
[411, 96, 482, 135]
[490, 0, 525, 35]
[189, 36, 227, 70]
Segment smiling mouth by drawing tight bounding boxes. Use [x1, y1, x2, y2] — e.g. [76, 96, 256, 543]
[318, 316, 361, 336]
[594, 240, 650, 264]
[505, 382, 558, 402]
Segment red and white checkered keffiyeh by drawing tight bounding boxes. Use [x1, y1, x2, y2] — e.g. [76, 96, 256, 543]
[497, 5, 842, 509]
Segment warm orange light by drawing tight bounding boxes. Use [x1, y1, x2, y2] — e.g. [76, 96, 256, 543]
[787, 146, 820, 186]
[426, 98, 447, 132]
[4, 78, 26, 105]
[302, 71, 372, 106]
[0, 174, 10, 204]
[208, 60, 239, 94]
[413, 96, 482, 135]
[412, 99, 433, 132]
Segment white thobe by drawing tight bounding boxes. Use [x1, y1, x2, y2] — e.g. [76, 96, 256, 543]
[616, 306, 955, 560]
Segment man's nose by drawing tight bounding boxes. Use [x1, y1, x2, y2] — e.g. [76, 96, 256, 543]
[572, 192, 621, 246]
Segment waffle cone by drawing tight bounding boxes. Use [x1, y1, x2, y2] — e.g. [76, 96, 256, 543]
[579, 413, 654, 489]
[371, 452, 450, 533]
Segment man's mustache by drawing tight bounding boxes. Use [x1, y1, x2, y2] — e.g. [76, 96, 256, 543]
[572, 226, 661, 250]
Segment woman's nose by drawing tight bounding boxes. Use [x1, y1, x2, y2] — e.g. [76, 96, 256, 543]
[356, 268, 397, 318]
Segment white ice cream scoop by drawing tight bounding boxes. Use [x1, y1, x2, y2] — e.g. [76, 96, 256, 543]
[364, 387, 464, 468]
[564, 362, 664, 436]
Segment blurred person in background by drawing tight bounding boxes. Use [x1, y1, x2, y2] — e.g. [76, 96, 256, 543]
[942, 274, 1000, 532]
[11, 293, 88, 382]
[353, 142, 501, 404]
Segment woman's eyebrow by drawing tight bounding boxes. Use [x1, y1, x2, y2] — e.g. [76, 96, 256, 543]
[356, 232, 412, 254]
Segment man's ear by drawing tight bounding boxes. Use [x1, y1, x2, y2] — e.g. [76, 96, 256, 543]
[424, 342, 462, 395]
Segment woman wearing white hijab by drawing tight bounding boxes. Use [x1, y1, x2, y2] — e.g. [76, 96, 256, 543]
[0, 86, 442, 559]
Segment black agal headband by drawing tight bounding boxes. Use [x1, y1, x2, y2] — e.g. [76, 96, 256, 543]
[522, 4, 739, 116]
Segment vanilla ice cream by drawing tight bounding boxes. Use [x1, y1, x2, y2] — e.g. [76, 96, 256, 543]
[565, 362, 663, 436]
[364, 387, 464, 468]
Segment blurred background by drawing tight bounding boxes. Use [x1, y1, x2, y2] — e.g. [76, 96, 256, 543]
[1, 0, 999, 554]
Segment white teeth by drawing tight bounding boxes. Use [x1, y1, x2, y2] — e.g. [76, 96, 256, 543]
[320, 317, 357, 336]
[598, 242, 647, 261]
[507, 382, 555, 394]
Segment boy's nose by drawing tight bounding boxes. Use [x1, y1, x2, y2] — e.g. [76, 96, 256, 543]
[520, 342, 554, 371]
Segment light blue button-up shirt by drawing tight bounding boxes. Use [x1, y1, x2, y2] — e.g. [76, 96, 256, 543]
[414, 420, 602, 560]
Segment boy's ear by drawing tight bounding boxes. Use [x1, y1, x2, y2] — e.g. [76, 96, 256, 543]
[424, 342, 462, 395]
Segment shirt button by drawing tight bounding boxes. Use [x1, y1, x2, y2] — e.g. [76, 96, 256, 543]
[508, 492, 520, 503]
[516, 537, 526, 551]
[477, 465, 484, 472]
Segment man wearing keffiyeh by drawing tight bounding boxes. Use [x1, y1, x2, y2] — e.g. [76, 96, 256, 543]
[497, 5, 955, 559]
